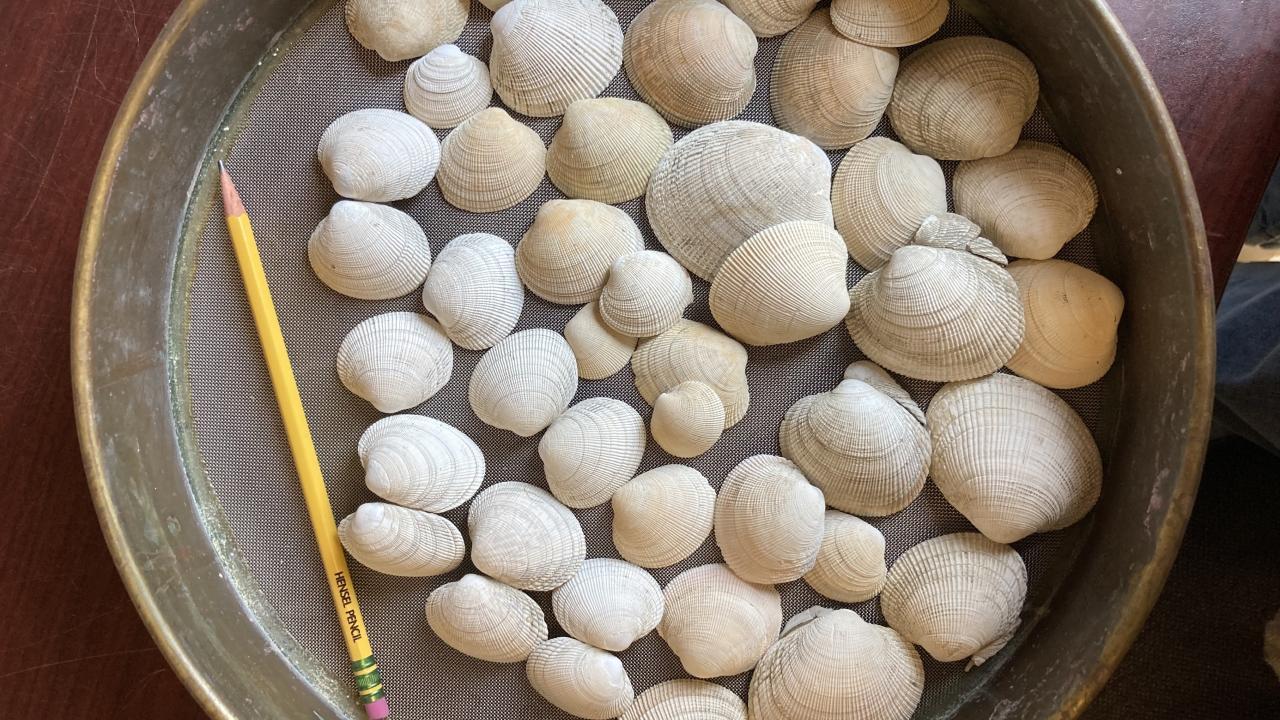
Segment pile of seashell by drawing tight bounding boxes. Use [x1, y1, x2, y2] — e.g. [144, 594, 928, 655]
[313, 0, 1126, 717]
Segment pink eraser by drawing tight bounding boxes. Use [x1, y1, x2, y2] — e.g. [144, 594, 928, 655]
[364, 698, 389, 720]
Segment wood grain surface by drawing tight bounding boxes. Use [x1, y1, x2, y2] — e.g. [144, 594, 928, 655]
[0, 1, 1275, 718]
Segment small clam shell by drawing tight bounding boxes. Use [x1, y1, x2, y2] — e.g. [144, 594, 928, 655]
[843, 360, 926, 425]
[647, 121, 833, 281]
[1006, 259, 1125, 389]
[420, 232, 523, 351]
[715, 454, 826, 584]
[425, 573, 548, 662]
[308, 200, 432, 300]
[882, 532, 1027, 666]
[888, 36, 1039, 161]
[658, 563, 782, 678]
[599, 251, 694, 338]
[345, 0, 469, 62]
[468, 329, 578, 436]
[611, 465, 716, 568]
[770, 10, 899, 150]
[650, 381, 725, 459]
[539, 397, 647, 509]
[527, 637, 635, 719]
[357, 414, 485, 512]
[709, 221, 850, 346]
[318, 109, 440, 202]
[632, 319, 750, 426]
[336, 312, 453, 413]
[437, 107, 546, 213]
[489, 0, 623, 117]
[467, 481, 586, 591]
[403, 44, 492, 129]
[721, 0, 817, 36]
[516, 199, 646, 304]
[803, 511, 886, 602]
[547, 98, 674, 203]
[623, 0, 758, 128]
[954, 141, 1100, 260]
[552, 558, 665, 651]
[748, 608, 924, 720]
[564, 302, 637, 380]
[338, 502, 464, 576]
[829, 0, 948, 47]
[622, 679, 747, 720]
[832, 137, 946, 270]
[913, 211, 1010, 263]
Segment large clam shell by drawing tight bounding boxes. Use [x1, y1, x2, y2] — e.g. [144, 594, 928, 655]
[829, 0, 948, 47]
[843, 360, 926, 424]
[650, 381, 725, 459]
[357, 414, 485, 512]
[338, 502, 464, 577]
[336, 312, 453, 413]
[527, 637, 635, 720]
[721, 0, 817, 36]
[437, 107, 546, 213]
[420, 232, 524, 351]
[318, 108, 440, 202]
[803, 511, 886, 602]
[308, 200, 432, 300]
[599, 251, 693, 338]
[715, 454, 826, 584]
[467, 481, 586, 591]
[622, 679, 747, 720]
[403, 44, 492, 129]
[552, 558, 665, 651]
[516, 199, 646, 304]
[611, 464, 716, 568]
[468, 328, 578, 437]
[632, 319, 750, 427]
[344, 0, 468, 62]
[539, 397, 647, 509]
[547, 98, 673, 204]
[425, 573, 548, 663]
[658, 563, 782, 678]
[564, 302, 637, 380]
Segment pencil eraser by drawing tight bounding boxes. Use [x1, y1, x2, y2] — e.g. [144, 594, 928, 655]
[364, 698, 389, 720]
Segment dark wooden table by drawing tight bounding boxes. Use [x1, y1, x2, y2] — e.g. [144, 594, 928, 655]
[1, 1, 1276, 717]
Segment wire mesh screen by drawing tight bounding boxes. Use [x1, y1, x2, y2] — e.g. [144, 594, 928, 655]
[184, 0, 1106, 717]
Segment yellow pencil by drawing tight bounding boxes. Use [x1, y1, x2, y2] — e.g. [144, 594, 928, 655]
[219, 161, 389, 720]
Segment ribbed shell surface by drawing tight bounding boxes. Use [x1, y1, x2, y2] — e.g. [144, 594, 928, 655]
[621, 679, 747, 720]
[547, 98, 674, 203]
[467, 329, 578, 437]
[337, 502, 465, 576]
[538, 397, 647, 508]
[307, 200, 432, 300]
[335, 311, 453, 413]
[436, 107, 546, 213]
[598, 250, 693, 338]
[420, 232, 524, 351]
[516, 199, 646, 304]
[551, 558, 665, 651]
[403, 44, 492, 129]
[526, 637, 636, 719]
[425, 573, 549, 663]
[714, 454, 826, 584]
[356, 413, 485, 512]
[829, 0, 948, 47]
[650, 381, 725, 458]
[317, 108, 441, 202]
[611, 465, 716, 568]
[721, 0, 817, 36]
[344, 0, 469, 61]
[657, 563, 782, 678]
[631, 319, 750, 426]
[564, 302, 637, 380]
[466, 481, 587, 591]
[803, 510, 887, 602]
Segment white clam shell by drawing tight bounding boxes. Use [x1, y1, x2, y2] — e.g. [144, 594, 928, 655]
[599, 251, 693, 338]
[715, 454, 826, 584]
[437, 107, 546, 213]
[650, 381, 725, 459]
[308, 200, 431, 300]
[621, 679, 747, 720]
[647, 121, 833, 281]
[338, 502, 464, 576]
[552, 558, 665, 651]
[527, 637, 636, 719]
[468, 329, 578, 436]
[658, 563, 782, 678]
[829, 0, 948, 47]
[843, 359, 926, 424]
[425, 573, 549, 662]
[722, 0, 817, 36]
[421, 233, 524, 351]
[318, 108, 440, 202]
[516, 199, 646, 304]
[611, 465, 716, 568]
[467, 481, 586, 591]
[632, 319, 750, 427]
[547, 98, 674, 203]
[344, 0, 469, 62]
[803, 511, 886, 602]
[564, 302, 637, 380]
[336, 312, 453, 413]
[357, 414, 485, 512]
[538, 397, 647, 509]
[403, 44, 492, 129]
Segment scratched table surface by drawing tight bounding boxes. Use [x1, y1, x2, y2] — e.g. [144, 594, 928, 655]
[0, 0, 1276, 717]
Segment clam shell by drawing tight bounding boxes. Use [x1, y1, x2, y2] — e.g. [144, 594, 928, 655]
[403, 44, 492, 129]
[425, 573, 549, 663]
[882, 532, 1027, 666]
[552, 558, 665, 651]
[928, 372, 1102, 542]
[539, 397, 647, 509]
[318, 108, 440, 202]
[547, 98, 674, 203]
[832, 137, 946, 269]
[564, 302, 637, 380]
[421, 232, 523, 351]
[650, 381, 725, 459]
[345, 0, 469, 62]
[478, 0, 509, 9]
[888, 36, 1039, 160]
[489, 0, 623, 117]
[357, 414, 485, 512]
[715, 454, 826, 584]
[437, 107, 546, 213]
[632, 319, 750, 426]
[338, 502, 464, 576]
[623, 0, 758, 128]
[954, 141, 1100, 259]
[1006, 259, 1125, 389]
[336, 312, 453, 413]
[527, 637, 635, 720]
[621, 679, 747, 720]
[829, 0, 948, 47]
[599, 251, 694, 338]
[658, 563, 782, 678]
[308, 200, 432, 300]
[516, 199, 646, 304]
[467, 481, 587, 591]
[709, 221, 850, 346]
[468, 329, 578, 437]
[803, 511, 886, 602]
[611, 465, 716, 568]
[646, 121, 833, 281]
[843, 360, 926, 425]
[748, 608, 924, 720]
[721, 0, 817, 36]
[913, 211, 1010, 263]
[770, 10, 899, 150]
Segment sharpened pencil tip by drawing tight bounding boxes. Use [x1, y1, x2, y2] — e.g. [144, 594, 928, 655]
[218, 161, 246, 217]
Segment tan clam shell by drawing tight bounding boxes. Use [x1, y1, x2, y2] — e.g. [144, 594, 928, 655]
[623, 0, 758, 128]
[888, 36, 1039, 161]
[336, 312, 453, 413]
[318, 108, 440, 202]
[308, 200, 432, 300]
[650, 381, 725, 458]
[1006, 259, 1125, 389]
[928, 373, 1103, 543]
[516, 199, 646, 304]
[437, 107, 546, 213]
[647, 121, 833, 281]
[403, 44, 492, 129]
[551, 558, 664, 651]
[832, 137, 946, 270]
[526, 638, 635, 720]
[658, 563, 782, 678]
[344, 0, 468, 62]
[564, 302, 637, 380]
[829, 0, 948, 47]
[611, 465, 716, 568]
[357, 414, 485, 512]
[489, 0, 622, 117]
[547, 98, 674, 204]
[715, 454, 826, 584]
[721, 0, 817, 36]
[468, 329, 578, 437]
[467, 481, 586, 591]
[803, 511, 886, 602]
[621, 679, 747, 720]
[421, 233, 523, 351]
[599, 251, 693, 338]
[425, 573, 548, 663]
[632, 320, 750, 427]
[954, 141, 1100, 259]
[770, 10, 899, 150]
[338, 502, 463, 576]
[538, 397, 647, 509]
[709, 221, 850, 346]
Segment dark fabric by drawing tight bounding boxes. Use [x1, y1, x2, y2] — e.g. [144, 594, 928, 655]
[1214, 263, 1280, 456]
